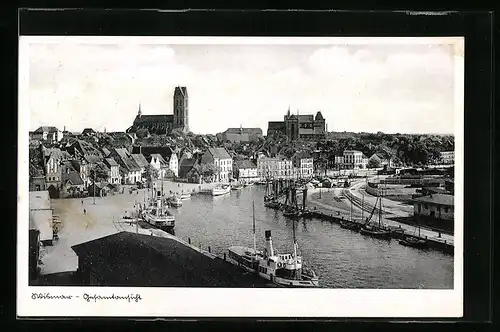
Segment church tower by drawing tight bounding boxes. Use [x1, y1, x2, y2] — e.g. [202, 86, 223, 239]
[173, 86, 189, 132]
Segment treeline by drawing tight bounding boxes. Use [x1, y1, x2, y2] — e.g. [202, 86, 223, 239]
[317, 132, 455, 166]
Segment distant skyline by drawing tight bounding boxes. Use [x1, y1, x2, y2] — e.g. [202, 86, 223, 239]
[23, 37, 462, 135]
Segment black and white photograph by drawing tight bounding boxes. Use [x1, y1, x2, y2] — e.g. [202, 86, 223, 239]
[18, 35, 464, 317]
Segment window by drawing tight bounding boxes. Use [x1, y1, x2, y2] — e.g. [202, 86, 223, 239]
[444, 207, 449, 213]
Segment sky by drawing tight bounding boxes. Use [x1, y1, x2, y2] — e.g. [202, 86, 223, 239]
[24, 37, 462, 135]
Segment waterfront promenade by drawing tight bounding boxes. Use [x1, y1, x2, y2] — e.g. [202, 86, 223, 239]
[40, 184, 217, 276]
[35, 182, 454, 288]
[306, 181, 454, 246]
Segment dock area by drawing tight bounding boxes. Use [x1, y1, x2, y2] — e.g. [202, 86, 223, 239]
[32, 188, 275, 287]
[264, 180, 454, 256]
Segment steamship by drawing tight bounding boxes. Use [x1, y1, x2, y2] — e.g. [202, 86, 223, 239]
[141, 185, 175, 232]
[227, 202, 319, 287]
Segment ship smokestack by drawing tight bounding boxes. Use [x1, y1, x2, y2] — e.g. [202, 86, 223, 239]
[265, 230, 274, 257]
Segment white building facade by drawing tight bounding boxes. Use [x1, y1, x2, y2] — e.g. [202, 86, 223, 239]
[201, 148, 233, 183]
[257, 156, 294, 179]
[440, 151, 454, 165]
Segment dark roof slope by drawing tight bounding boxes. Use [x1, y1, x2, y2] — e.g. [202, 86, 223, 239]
[207, 147, 231, 160]
[131, 154, 149, 168]
[174, 86, 188, 98]
[134, 115, 173, 124]
[34, 126, 59, 133]
[412, 194, 454, 206]
[71, 232, 271, 287]
[224, 128, 263, 135]
[104, 158, 119, 167]
[234, 159, 257, 169]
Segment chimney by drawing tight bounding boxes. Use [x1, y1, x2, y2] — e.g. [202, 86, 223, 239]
[265, 230, 274, 257]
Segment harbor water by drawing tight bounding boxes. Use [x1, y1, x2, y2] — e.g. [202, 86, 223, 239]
[167, 185, 454, 289]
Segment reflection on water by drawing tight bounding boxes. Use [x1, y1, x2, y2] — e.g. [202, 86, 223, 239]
[170, 186, 453, 289]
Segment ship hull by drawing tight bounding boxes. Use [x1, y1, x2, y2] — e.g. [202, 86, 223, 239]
[399, 237, 428, 249]
[227, 246, 319, 288]
[360, 227, 391, 239]
[340, 221, 361, 232]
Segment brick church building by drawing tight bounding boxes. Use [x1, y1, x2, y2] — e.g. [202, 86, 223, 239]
[127, 86, 189, 135]
[267, 106, 326, 141]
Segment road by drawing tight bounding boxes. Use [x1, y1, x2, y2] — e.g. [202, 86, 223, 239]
[306, 179, 454, 245]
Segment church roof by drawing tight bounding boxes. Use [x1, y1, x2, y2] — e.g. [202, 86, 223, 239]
[175, 86, 188, 98]
[315, 111, 324, 121]
[298, 114, 314, 122]
[134, 115, 173, 124]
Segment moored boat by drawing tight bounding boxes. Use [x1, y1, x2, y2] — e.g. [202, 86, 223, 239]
[398, 217, 427, 249]
[231, 182, 244, 190]
[399, 235, 428, 249]
[227, 202, 319, 288]
[180, 192, 191, 200]
[141, 198, 175, 232]
[359, 224, 391, 239]
[168, 194, 183, 207]
[283, 207, 302, 219]
[359, 194, 391, 240]
[340, 219, 361, 231]
[212, 184, 231, 196]
[340, 195, 361, 231]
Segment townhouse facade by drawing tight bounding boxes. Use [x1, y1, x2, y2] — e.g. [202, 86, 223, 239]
[201, 147, 233, 183]
[32, 126, 64, 143]
[103, 158, 121, 184]
[233, 159, 258, 183]
[257, 155, 294, 180]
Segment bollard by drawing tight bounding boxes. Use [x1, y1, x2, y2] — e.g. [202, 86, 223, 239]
[444, 240, 447, 244]
[425, 236, 427, 239]
[208, 246, 211, 253]
[188, 237, 191, 244]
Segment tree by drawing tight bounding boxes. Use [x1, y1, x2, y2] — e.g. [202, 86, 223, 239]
[143, 164, 159, 183]
[164, 168, 176, 179]
[366, 156, 382, 169]
[90, 163, 109, 183]
[191, 163, 219, 182]
[136, 128, 150, 139]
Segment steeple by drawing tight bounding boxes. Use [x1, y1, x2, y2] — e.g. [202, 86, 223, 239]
[138, 102, 142, 117]
[287, 105, 290, 117]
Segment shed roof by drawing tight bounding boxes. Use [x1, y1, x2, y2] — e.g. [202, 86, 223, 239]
[412, 194, 454, 206]
[71, 232, 270, 287]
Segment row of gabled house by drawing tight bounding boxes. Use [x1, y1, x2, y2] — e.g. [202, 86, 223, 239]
[29, 139, 180, 198]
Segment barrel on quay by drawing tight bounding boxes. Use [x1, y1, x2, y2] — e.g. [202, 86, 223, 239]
[66, 231, 275, 287]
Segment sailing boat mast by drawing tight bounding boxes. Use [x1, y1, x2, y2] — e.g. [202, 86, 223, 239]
[361, 193, 364, 222]
[252, 201, 257, 258]
[350, 196, 353, 222]
[378, 191, 382, 228]
[292, 216, 298, 273]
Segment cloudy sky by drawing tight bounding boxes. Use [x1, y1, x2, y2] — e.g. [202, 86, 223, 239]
[24, 37, 462, 134]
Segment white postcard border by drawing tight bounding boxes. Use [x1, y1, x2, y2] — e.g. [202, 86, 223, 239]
[17, 36, 464, 318]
